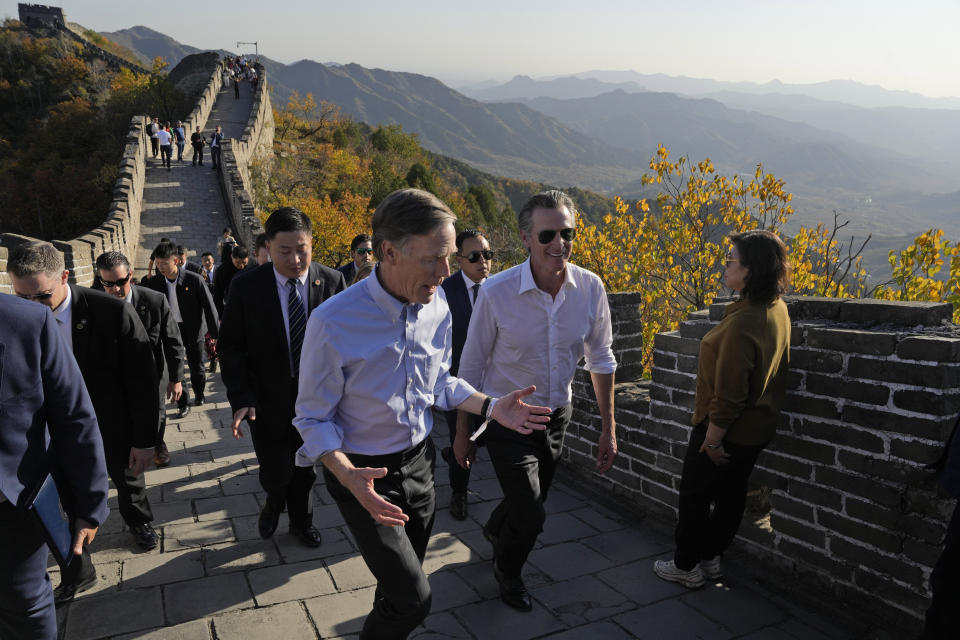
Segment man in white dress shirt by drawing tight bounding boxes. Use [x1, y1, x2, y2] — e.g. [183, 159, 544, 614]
[293, 188, 551, 640]
[455, 189, 618, 611]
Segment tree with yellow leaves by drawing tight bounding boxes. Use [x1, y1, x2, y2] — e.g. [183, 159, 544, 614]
[872, 229, 960, 323]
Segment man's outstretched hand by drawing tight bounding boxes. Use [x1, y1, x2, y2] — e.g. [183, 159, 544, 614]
[491, 386, 552, 435]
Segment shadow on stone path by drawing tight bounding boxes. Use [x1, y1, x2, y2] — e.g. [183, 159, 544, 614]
[135, 80, 254, 275]
[52, 368, 857, 640]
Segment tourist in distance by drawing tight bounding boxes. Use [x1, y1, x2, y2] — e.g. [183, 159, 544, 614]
[157, 122, 173, 170]
[439, 228, 494, 521]
[190, 126, 205, 166]
[173, 120, 186, 162]
[455, 190, 618, 611]
[653, 230, 791, 588]
[293, 188, 552, 639]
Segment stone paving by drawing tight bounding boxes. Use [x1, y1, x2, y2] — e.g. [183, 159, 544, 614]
[51, 371, 858, 640]
[134, 82, 253, 275]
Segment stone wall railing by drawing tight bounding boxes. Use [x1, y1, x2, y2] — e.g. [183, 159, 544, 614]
[218, 63, 273, 249]
[0, 60, 224, 293]
[564, 294, 959, 634]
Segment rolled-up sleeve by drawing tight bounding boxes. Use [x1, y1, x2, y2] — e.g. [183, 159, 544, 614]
[293, 314, 346, 466]
[583, 284, 617, 374]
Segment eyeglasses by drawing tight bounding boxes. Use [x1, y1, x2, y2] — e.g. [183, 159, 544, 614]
[16, 290, 54, 301]
[461, 250, 493, 263]
[356, 247, 374, 255]
[724, 254, 742, 266]
[99, 274, 132, 288]
[537, 228, 576, 244]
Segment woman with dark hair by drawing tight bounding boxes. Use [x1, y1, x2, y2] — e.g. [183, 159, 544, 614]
[654, 229, 792, 588]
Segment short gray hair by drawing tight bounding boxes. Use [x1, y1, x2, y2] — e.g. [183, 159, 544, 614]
[6, 241, 65, 278]
[517, 189, 577, 234]
[372, 189, 456, 260]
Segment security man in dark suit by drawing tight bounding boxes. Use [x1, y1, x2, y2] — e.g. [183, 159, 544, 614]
[6, 241, 159, 603]
[439, 229, 492, 520]
[176, 244, 205, 278]
[923, 419, 960, 639]
[337, 233, 373, 285]
[0, 293, 109, 640]
[95, 251, 186, 468]
[219, 207, 346, 547]
[143, 241, 219, 416]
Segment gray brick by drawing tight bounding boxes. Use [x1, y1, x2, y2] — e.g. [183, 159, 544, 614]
[814, 466, 902, 507]
[804, 373, 890, 406]
[897, 335, 960, 362]
[806, 327, 896, 355]
[793, 419, 885, 453]
[654, 330, 703, 356]
[847, 356, 960, 388]
[842, 404, 951, 440]
[790, 348, 843, 373]
[838, 299, 953, 326]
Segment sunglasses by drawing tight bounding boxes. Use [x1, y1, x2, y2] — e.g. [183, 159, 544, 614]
[537, 228, 576, 244]
[16, 290, 54, 301]
[461, 250, 493, 263]
[356, 247, 374, 255]
[99, 274, 132, 288]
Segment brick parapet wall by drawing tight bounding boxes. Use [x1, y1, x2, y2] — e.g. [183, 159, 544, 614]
[0, 59, 224, 293]
[218, 63, 273, 249]
[565, 294, 959, 632]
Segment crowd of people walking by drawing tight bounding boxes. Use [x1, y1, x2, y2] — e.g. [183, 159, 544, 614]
[1, 187, 956, 640]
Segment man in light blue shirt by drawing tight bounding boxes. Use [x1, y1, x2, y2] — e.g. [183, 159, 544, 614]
[294, 188, 550, 640]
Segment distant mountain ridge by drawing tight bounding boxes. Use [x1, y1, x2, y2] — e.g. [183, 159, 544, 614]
[103, 27, 959, 237]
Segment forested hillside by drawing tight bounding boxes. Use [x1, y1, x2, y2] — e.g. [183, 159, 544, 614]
[0, 19, 193, 239]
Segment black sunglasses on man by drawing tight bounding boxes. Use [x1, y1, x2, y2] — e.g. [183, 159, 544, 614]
[537, 228, 576, 244]
[461, 250, 493, 263]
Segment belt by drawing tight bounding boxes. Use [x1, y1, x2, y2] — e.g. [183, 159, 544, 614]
[346, 438, 428, 469]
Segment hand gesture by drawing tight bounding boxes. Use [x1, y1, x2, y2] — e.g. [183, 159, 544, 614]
[596, 429, 618, 473]
[490, 386, 552, 434]
[343, 467, 409, 527]
[72, 518, 99, 556]
[231, 407, 255, 439]
[699, 440, 731, 466]
[453, 432, 477, 470]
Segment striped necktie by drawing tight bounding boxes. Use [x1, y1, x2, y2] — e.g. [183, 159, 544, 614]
[287, 278, 306, 375]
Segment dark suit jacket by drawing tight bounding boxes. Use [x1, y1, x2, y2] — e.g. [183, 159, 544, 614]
[219, 263, 346, 436]
[337, 261, 357, 285]
[70, 285, 160, 455]
[441, 270, 475, 377]
[131, 285, 186, 385]
[184, 261, 203, 277]
[0, 295, 109, 525]
[143, 268, 219, 343]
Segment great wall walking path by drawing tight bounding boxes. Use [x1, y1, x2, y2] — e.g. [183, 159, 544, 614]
[50, 389, 859, 640]
[134, 80, 254, 274]
[49, 63, 860, 640]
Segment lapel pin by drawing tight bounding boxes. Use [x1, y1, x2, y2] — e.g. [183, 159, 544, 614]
[314, 279, 321, 286]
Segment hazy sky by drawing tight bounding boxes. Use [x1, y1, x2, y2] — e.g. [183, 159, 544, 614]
[4, 0, 958, 97]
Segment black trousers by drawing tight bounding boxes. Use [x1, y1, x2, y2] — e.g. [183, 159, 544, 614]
[178, 332, 206, 408]
[485, 405, 570, 578]
[324, 438, 436, 640]
[249, 418, 316, 529]
[923, 501, 960, 639]
[150, 137, 159, 157]
[0, 501, 57, 640]
[160, 144, 172, 167]
[210, 146, 221, 168]
[192, 145, 203, 165]
[674, 423, 766, 570]
[443, 410, 472, 493]
[234, 81, 240, 98]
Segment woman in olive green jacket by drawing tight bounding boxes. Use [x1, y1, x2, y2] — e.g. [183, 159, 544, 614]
[655, 230, 791, 588]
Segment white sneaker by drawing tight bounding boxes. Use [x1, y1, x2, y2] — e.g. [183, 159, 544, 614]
[653, 559, 705, 588]
[700, 555, 722, 580]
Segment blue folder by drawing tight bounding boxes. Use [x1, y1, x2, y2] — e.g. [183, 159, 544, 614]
[23, 474, 74, 571]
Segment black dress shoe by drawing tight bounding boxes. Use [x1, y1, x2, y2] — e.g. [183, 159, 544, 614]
[290, 525, 322, 548]
[258, 500, 283, 539]
[483, 524, 499, 548]
[54, 571, 97, 605]
[450, 492, 468, 521]
[193, 395, 204, 407]
[176, 404, 191, 419]
[208, 359, 218, 373]
[130, 523, 159, 550]
[440, 446, 453, 465]
[494, 561, 532, 611]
